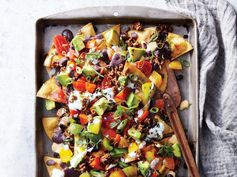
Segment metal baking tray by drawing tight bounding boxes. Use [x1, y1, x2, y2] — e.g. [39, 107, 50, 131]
[35, 6, 199, 177]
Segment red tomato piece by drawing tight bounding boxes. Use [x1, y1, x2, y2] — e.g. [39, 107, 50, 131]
[101, 76, 112, 89]
[51, 88, 67, 104]
[136, 60, 152, 77]
[155, 99, 164, 109]
[70, 109, 79, 118]
[101, 128, 116, 139]
[53, 35, 69, 56]
[114, 134, 122, 144]
[79, 114, 89, 125]
[73, 79, 86, 92]
[163, 157, 175, 170]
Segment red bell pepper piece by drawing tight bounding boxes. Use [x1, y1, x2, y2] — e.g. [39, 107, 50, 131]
[53, 35, 69, 56]
[114, 134, 122, 144]
[73, 79, 86, 92]
[89, 157, 104, 170]
[70, 109, 79, 118]
[138, 110, 149, 122]
[136, 60, 152, 77]
[85, 82, 97, 93]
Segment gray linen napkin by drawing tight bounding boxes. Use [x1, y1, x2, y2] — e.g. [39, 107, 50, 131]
[165, 0, 237, 176]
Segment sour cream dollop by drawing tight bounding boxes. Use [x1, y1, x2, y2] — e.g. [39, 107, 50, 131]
[52, 169, 64, 177]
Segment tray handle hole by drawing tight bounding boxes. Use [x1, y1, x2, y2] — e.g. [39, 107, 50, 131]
[113, 11, 119, 17]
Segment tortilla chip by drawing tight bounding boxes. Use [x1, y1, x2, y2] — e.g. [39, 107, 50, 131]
[167, 33, 193, 59]
[44, 156, 61, 177]
[42, 117, 58, 140]
[80, 23, 96, 37]
[36, 78, 61, 102]
[155, 115, 173, 135]
[128, 27, 156, 43]
[102, 24, 121, 36]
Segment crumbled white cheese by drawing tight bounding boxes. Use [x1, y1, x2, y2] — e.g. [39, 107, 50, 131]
[68, 91, 83, 110]
[137, 109, 144, 117]
[51, 143, 64, 153]
[147, 122, 164, 139]
[102, 88, 115, 100]
[128, 151, 137, 158]
[52, 169, 64, 177]
[139, 141, 146, 149]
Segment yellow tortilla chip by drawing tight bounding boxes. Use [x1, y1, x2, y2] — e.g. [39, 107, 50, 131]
[36, 78, 62, 102]
[128, 27, 156, 43]
[80, 23, 96, 37]
[44, 156, 61, 177]
[167, 33, 193, 59]
[42, 117, 58, 140]
[102, 24, 121, 36]
[155, 115, 173, 135]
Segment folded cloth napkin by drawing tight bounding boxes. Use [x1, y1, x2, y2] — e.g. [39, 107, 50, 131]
[165, 0, 237, 176]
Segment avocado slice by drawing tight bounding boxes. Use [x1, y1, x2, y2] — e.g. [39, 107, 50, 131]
[72, 35, 85, 51]
[104, 29, 119, 46]
[138, 161, 150, 177]
[82, 63, 97, 77]
[128, 127, 141, 140]
[68, 123, 84, 135]
[128, 47, 146, 62]
[91, 97, 108, 116]
[87, 116, 102, 134]
[122, 166, 138, 177]
[172, 143, 181, 157]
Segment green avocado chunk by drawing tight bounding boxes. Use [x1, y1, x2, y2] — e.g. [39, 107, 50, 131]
[57, 74, 72, 86]
[138, 161, 150, 177]
[126, 93, 140, 108]
[72, 35, 85, 51]
[172, 143, 181, 157]
[82, 63, 97, 77]
[91, 97, 108, 116]
[128, 127, 141, 140]
[128, 47, 146, 62]
[45, 99, 55, 110]
[102, 137, 113, 151]
[87, 116, 102, 134]
[104, 29, 119, 46]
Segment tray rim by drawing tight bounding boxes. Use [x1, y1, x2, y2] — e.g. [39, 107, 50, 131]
[35, 6, 199, 177]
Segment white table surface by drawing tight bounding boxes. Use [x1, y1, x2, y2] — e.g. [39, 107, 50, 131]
[0, 0, 236, 176]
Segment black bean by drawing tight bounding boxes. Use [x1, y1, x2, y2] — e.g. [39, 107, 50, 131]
[59, 162, 68, 169]
[183, 34, 188, 39]
[62, 29, 74, 42]
[121, 25, 130, 34]
[53, 152, 59, 158]
[152, 63, 159, 70]
[176, 74, 184, 80]
[131, 32, 138, 40]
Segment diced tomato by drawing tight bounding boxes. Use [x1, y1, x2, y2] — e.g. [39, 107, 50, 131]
[101, 76, 112, 89]
[79, 114, 89, 125]
[163, 157, 175, 170]
[155, 99, 164, 109]
[89, 157, 104, 170]
[138, 110, 149, 122]
[136, 60, 152, 77]
[53, 35, 69, 56]
[101, 128, 116, 139]
[51, 88, 67, 104]
[114, 134, 122, 144]
[73, 79, 86, 92]
[86, 39, 96, 49]
[155, 157, 163, 170]
[152, 171, 159, 177]
[70, 109, 79, 118]
[85, 82, 97, 93]
[114, 87, 131, 102]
